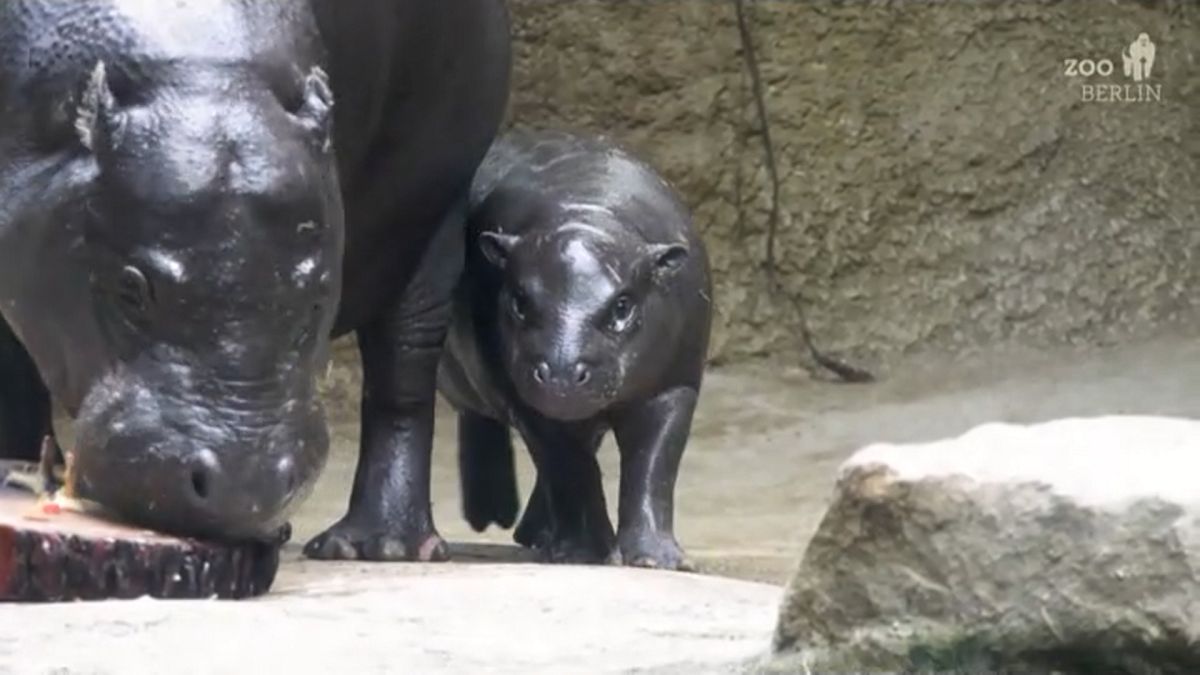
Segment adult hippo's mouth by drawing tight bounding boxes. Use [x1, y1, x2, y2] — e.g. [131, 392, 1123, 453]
[68, 359, 331, 540]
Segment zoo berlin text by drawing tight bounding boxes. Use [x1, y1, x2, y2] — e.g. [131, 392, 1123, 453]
[1064, 32, 1162, 104]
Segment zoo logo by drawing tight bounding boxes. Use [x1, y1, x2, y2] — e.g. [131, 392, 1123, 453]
[1062, 32, 1161, 104]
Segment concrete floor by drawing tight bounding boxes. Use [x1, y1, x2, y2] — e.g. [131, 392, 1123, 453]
[2, 563, 782, 674]
[292, 329, 1200, 585]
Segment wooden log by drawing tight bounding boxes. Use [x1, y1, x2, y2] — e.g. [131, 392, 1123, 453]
[0, 473, 280, 602]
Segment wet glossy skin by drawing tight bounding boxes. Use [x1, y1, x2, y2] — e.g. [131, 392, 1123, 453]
[440, 130, 712, 568]
[0, 0, 510, 553]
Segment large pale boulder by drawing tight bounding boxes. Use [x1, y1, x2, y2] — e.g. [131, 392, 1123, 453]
[768, 416, 1200, 674]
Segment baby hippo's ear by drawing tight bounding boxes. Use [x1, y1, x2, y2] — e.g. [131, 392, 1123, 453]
[478, 232, 521, 270]
[646, 242, 690, 279]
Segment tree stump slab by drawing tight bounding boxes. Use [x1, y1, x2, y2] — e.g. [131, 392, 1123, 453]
[0, 477, 279, 602]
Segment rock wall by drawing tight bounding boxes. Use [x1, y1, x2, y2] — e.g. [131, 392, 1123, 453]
[505, 0, 1200, 369]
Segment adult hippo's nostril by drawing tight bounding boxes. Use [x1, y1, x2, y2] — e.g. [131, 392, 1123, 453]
[189, 468, 211, 500]
[278, 456, 299, 500]
[188, 448, 221, 503]
[533, 361, 550, 384]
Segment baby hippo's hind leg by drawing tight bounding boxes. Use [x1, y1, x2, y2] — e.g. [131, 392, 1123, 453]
[458, 410, 519, 532]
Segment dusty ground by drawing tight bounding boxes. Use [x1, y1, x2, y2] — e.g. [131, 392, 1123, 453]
[292, 328, 1200, 586]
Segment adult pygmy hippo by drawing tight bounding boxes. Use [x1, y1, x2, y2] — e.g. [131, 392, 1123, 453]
[0, 0, 510, 560]
[439, 130, 712, 569]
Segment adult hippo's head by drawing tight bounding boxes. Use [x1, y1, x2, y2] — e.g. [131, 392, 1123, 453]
[0, 35, 342, 539]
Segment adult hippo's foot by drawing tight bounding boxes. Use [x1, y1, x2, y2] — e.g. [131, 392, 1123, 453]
[304, 203, 466, 562]
[304, 515, 449, 562]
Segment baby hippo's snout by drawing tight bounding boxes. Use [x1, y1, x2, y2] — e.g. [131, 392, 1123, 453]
[521, 355, 613, 421]
[72, 395, 328, 541]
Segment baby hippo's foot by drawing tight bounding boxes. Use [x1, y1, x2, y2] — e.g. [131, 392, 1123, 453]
[515, 497, 616, 564]
[513, 501, 549, 550]
[525, 518, 617, 565]
[619, 527, 694, 571]
[536, 531, 619, 565]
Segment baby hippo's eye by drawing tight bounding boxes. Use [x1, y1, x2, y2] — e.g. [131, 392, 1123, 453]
[509, 290, 530, 322]
[609, 293, 636, 331]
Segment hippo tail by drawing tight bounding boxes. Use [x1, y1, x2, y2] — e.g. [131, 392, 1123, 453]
[458, 413, 520, 532]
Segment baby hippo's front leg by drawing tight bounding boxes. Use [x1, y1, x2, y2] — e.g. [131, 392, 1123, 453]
[612, 387, 698, 571]
[517, 417, 618, 565]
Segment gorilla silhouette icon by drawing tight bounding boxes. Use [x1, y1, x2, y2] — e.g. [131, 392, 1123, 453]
[1123, 33, 1156, 82]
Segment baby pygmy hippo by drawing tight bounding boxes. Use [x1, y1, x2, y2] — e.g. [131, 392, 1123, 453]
[439, 129, 712, 569]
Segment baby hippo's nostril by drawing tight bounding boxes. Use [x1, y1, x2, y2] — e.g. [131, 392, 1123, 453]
[573, 363, 591, 385]
[533, 361, 550, 384]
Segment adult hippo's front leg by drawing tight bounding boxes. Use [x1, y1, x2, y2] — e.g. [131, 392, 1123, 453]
[305, 203, 466, 562]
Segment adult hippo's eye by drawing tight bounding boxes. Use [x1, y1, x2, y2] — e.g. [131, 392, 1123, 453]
[115, 265, 153, 313]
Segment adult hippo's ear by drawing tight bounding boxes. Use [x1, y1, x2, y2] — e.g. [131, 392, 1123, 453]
[291, 66, 335, 153]
[646, 243, 689, 281]
[74, 62, 125, 153]
[478, 232, 520, 270]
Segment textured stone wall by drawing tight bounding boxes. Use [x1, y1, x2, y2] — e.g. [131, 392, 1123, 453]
[503, 0, 1200, 369]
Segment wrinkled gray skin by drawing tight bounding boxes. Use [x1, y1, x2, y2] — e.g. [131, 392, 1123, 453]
[0, 0, 511, 559]
[439, 130, 712, 568]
